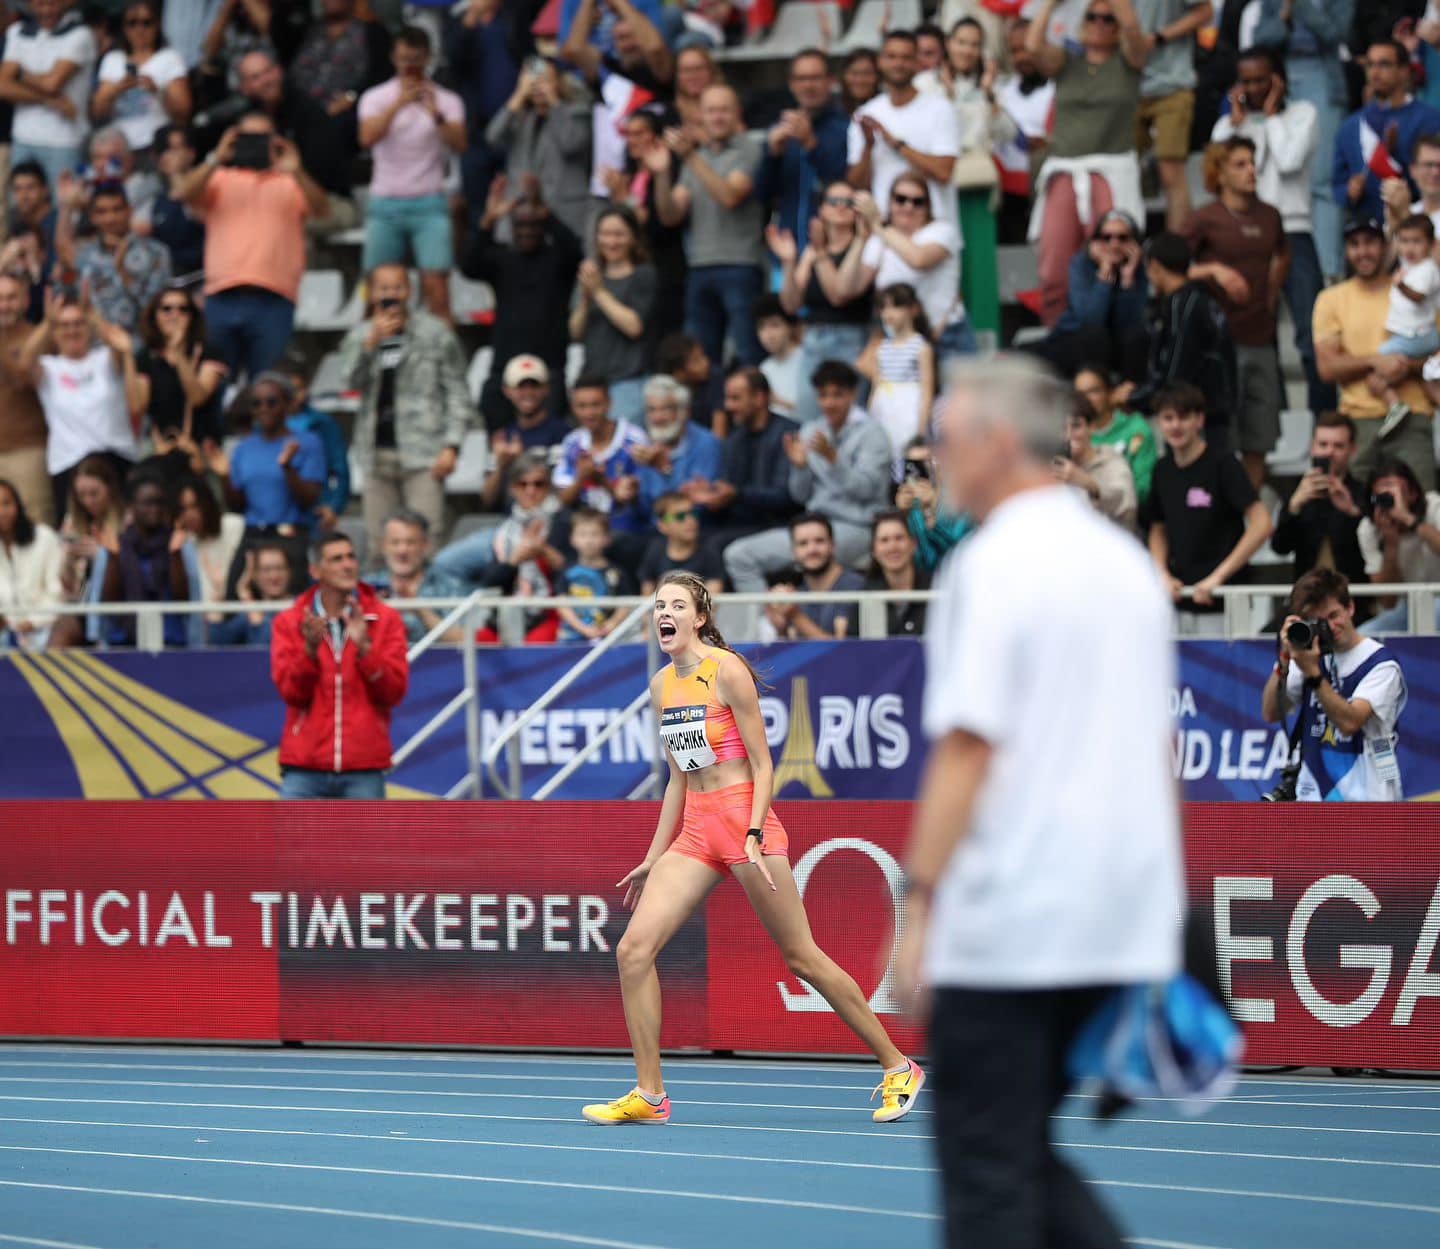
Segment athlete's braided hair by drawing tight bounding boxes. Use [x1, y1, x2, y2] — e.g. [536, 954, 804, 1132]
[657, 570, 769, 691]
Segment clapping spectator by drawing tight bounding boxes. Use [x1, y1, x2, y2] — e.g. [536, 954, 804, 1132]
[487, 55, 592, 242]
[175, 473, 246, 618]
[1184, 137, 1288, 488]
[148, 125, 206, 277]
[764, 513, 865, 641]
[334, 264, 474, 561]
[0, 0, 97, 190]
[134, 287, 228, 446]
[0, 477, 63, 651]
[1025, 0, 1148, 326]
[654, 85, 766, 367]
[771, 183, 877, 424]
[1213, 48, 1332, 414]
[359, 28, 467, 321]
[99, 471, 196, 648]
[175, 113, 329, 383]
[207, 538, 293, 646]
[562, 0, 674, 114]
[847, 30, 961, 232]
[853, 174, 975, 364]
[638, 490, 725, 595]
[697, 367, 798, 552]
[55, 174, 171, 335]
[91, 1, 192, 159]
[0, 272, 51, 527]
[557, 508, 634, 642]
[479, 355, 572, 512]
[462, 176, 581, 426]
[1145, 382, 1273, 635]
[276, 360, 350, 534]
[20, 289, 143, 521]
[1052, 390, 1139, 531]
[754, 296, 802, 415]
[570, 208, 656, 425]
[369, 509, 469, 645]
[1074, 364, 1158, 505]
[758, 49, 850, 242]
[1040, 211, 1149, 380]
[858, 283, 936, 463]
[725, 361, 891, 594]
[1358, 457, 1440, 633]
[840, 49, 880, 117]
[1334, 40, 1440, 233]
[552, 375, 650, 553]
[863, 509, 929, 637]
[1272, 412, 1367, 585]
[632, 375, 724, 523]
[1133, 0, 1213, 231]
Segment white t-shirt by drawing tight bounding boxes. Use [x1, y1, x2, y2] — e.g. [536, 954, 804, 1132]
[1387, 256, 1440, 338]
[1358, 490, 1440, 583]
[3, 19, 96, 149]
[97, 47, 188, 151]
[760, 350, 802, 413]
[873, 220, 963, 332]
[1285, 638, 1407, 802]
[922, 486, 1183, 988]
[38, 347, 139, 474]
[847, 90, 961, 228]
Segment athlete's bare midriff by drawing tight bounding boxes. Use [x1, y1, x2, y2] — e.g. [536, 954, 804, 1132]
[680, 753, 756, 794]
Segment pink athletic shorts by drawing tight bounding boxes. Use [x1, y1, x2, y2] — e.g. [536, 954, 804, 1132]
[671, 782, 789, 875]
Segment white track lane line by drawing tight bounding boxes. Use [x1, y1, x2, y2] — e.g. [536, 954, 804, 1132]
[5, 1095, 1439, 1141]
[7, 1114, 1440, 1176]
[1091, 1178, 1440, 1218]
[0, 1182, 676, 1249]
[1130, 1239, 1236, 1249]
[0, 1237, 113, 1249]
[0, 1146, 939, 1222]
[0, 1077, 927, 1116]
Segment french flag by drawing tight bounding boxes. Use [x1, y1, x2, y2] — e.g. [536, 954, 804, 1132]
[1361, 118, 1405, 182]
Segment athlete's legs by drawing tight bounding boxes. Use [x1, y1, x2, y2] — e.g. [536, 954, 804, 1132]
[734, 857, 905, 1069]
[616, 852, 724, 1093]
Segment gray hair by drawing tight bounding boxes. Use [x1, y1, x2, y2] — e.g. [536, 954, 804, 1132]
[942, 354, 1072, 460]
[643, 374, 691, 414]
[383, 507, 430, 537]
[507, 450, 551, 484]
[89, 126, 130, 157]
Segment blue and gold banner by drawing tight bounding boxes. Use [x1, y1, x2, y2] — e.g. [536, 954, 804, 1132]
[2, 640, 1437, 800]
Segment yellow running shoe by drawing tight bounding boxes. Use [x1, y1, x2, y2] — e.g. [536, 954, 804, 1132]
[871, 1059, 925, 1123]
[581, 1088, 672, 1125]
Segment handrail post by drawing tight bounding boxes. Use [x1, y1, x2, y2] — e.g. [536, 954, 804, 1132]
[463, 600, 481, 800]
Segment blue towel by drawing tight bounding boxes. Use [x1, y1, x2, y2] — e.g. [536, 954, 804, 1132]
[1068, 975, 1243, 1117]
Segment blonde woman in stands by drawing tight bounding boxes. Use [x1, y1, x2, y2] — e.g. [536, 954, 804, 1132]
[581, 571, 924, 1126]
[50, 455, 125, 648]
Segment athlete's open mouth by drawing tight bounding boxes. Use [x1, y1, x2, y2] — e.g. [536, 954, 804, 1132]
[658, 621, 677, 640]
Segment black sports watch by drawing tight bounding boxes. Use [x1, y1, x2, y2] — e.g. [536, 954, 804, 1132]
[747, 828, 764, 846]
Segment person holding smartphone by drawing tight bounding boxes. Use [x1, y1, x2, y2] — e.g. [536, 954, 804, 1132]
[1271, 411, 1367, 585]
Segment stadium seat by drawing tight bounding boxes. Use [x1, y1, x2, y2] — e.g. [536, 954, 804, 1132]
[445, 429, 491, 496]
[450, 273, 495, 325]
[1265, 409, 1314, 478]
[564, 342, 585, 389]
[996, 245, 1040, 304]
[720, 1, 842, 61]
[1009, 325, 1049, 348]
[835, 0, 921, 53]
[295, 270, 345, 332]
[308, 350, 359, 414]
[466, 346, 494, 405]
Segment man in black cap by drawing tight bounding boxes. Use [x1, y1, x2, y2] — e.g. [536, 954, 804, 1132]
[1314, 215, 1437, 490]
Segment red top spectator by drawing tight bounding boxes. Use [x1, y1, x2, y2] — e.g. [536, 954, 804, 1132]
[271, 531, 409, 784]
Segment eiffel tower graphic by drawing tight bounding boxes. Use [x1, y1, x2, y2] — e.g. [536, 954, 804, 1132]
[772, 674, 834, 798]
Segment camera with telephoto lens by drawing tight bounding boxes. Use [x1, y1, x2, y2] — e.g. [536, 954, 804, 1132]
[1263, 763, 1300, 803]
[1285, 617, 1335, 655]
[1374, 490, 1397, 512]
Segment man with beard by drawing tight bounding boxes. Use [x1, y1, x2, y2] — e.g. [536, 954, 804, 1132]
[763, 512, 866, 640]
[631, 374, 723, 526]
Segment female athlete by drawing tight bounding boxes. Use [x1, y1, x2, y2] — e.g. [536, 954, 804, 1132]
[582, 571, 923, 1125]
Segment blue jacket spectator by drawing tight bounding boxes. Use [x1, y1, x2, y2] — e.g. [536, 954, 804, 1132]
[757, 50, 851, 240]
[1332, 41, 1440, 227]
[633, 375, 723, 521]
[1055, 235, 1149, 337]
[287, 402, 350, 529]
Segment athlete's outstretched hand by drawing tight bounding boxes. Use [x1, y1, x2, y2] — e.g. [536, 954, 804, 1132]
[744, 838, 776, 891]
[617, 859, 655, 910]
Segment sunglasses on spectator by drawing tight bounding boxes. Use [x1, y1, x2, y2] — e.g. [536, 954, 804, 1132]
[252, 395, 286, 409]
[663, 509, 696, 522]
[514, 478, 548, 490]
[824, 195, 854, 207]
[1084, 10, 1118, 25]
[891, 193, 927, 207]
[1097, 232, 1132, 242]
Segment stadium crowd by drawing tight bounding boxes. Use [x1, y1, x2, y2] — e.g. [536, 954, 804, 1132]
[2, 0, 1440, 651]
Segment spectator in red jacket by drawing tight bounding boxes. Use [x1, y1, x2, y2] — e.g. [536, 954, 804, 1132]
[271, 530, 409, 798]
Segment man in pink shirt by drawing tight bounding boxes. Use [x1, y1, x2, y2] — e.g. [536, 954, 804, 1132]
[359, 25, 466, 320]
[175, 112, 330, 383]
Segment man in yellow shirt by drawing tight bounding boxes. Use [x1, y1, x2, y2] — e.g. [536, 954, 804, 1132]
[1314, 216, 1435, 489]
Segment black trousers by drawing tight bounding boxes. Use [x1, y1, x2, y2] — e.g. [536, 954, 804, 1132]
[930, 985, 1126, 1249]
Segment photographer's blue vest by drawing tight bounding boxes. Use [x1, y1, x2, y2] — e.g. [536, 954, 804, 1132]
[1298, 646, 1398, 800]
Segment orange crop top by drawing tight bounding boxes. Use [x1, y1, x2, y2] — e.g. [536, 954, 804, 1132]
[658, 652, 748, 771]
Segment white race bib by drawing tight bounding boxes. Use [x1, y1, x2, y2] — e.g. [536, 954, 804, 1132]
[660, 704, 718, 773]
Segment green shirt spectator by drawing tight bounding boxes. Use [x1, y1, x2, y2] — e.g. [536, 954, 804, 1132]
[1075, 365, 1158, 505]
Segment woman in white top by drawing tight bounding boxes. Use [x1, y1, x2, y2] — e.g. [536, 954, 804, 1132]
[0, 478, 63, 651]
[19, 289, 146, 517]
[91, 1, 192, 156]
[852, 171, 976, 367]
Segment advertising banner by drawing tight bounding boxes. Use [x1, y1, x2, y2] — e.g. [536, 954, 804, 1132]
[1, 640, 1438, 801]
[2, 802, 1437, 1070]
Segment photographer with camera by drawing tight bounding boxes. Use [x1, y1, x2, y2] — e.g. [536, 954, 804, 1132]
[1357, 458, 1440, 635]
[1262, 568, 1407, 802]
